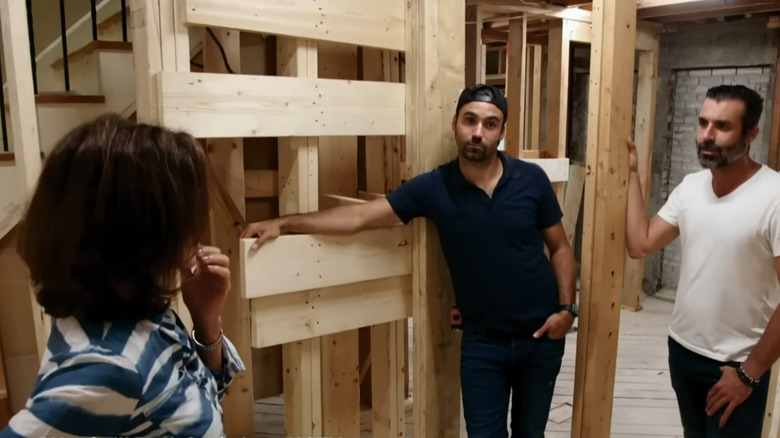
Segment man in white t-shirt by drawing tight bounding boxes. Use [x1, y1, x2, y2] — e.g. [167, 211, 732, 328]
[625, 84, 780, 437]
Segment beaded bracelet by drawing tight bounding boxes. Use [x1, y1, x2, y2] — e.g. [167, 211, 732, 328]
[737, 364, 760, 388]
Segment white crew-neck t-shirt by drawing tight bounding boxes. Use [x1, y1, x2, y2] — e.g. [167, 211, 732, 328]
[657, 165, 780, 363]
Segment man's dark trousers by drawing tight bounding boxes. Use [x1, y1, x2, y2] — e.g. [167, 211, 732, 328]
[460, 327, 565, 438]
[668, 337, 771, 438]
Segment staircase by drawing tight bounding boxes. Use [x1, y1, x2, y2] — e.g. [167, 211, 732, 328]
[0, 0, 203, 242]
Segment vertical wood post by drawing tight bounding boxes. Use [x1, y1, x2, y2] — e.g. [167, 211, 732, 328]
[0, 0, 47, 360]
[572, 0, 637, 437]
[406, 0, 464, 436]
[621, 36, 660, 312]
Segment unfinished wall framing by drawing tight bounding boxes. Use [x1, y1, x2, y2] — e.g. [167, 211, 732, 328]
[129, 0, 471, 436]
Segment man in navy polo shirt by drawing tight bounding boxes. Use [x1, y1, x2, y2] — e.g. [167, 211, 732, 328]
[242, 84, 578, 437]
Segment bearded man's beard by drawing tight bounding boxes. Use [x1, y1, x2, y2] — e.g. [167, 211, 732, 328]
[459, 137, 499, 163]
[696, 138, 748, 169]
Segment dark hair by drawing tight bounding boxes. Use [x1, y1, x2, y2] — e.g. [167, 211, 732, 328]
[456, 84, 508, 124]
[706, 84, 764, 135]
[17, 113, 210, 323]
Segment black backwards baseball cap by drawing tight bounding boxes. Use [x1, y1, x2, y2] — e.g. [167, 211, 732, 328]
[455, 84, 509, 124]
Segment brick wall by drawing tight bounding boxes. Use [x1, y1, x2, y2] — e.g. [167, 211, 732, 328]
[658, 65, 774, 289]
[564, 21, 780, 296]
[647, 21, 780, 294]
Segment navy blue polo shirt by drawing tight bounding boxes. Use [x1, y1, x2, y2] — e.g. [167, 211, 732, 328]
[386, 151, 563, 336]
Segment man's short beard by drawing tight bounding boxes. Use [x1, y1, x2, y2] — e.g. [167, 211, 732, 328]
[696, 137, 748, 169]
[460, 140, 497, 163]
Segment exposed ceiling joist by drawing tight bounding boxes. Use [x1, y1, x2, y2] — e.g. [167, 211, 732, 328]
[637, 0, 714, 6]
[638, 0, 780, 19]
[652, 2, 780, 22]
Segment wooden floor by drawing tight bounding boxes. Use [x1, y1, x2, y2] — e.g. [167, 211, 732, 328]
[253, 295, 683, 437]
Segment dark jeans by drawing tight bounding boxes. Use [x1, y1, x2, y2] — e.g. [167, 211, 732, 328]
[668, 337, 771, 438]
[460, 327, 565, 438]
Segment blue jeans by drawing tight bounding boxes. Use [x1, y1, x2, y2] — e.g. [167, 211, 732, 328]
[668, 337, 770, 438]
[460, 328, 565, 438]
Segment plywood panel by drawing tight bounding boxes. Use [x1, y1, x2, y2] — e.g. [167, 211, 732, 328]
[158, 71, 405, 138]
[241, 225, 412, 298]
[184, 0, 405, 51]
[251, 276, 412, 348]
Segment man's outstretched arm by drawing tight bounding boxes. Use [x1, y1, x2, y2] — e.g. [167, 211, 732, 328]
[241, 198, 402, 250]
[625, 139, 680, 258]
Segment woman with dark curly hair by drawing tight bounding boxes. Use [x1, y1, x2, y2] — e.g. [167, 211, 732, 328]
[0, 113, 244, 437]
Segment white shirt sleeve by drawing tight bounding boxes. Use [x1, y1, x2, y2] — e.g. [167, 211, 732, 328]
[767, 198, 780, 258]
[657, 183, 683, 227]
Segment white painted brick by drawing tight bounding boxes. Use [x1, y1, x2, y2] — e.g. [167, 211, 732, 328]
[737, 66, 764, 75]
[679, 76, 700, 85]
[699, 76, 728, 86]
[711, 68, 737, 75]
[690, 69, 713, 76]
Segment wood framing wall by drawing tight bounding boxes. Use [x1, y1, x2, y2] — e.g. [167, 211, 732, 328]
[131, 0, 465, 436]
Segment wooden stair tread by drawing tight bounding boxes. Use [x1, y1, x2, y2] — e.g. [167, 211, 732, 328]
[0, 153, 13, 162]
[51, 40, 133, 70]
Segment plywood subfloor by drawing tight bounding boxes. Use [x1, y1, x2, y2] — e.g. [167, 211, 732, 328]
[253, 296, 683, 437]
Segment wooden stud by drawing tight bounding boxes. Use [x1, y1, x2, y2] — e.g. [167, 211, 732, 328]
[545, 20, 571, 204]
[621, 36, 660, 312]
[505, 16, 527, 157]
[465, 5, 483, 86]
[274, 36, 323, 438]
[0, 339, 9, 428]
[316, 42, 365, 437]
[0, 0, 48, 361]
[201, 26, 256, 438]
[768, 49, 780, 172]
[762, 361, 780, 438]
[0, 230, 39, 414]
[371, 320, 406, 438]
[130, 0, 163, 123]
[526, 44, 543, 150]
[406, 0, 464, 436]
[571, 1, 637, 437]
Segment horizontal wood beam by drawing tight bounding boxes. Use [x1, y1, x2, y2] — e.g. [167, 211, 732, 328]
[320, 193, 368, 210]
[184, 0, 405, 51]
[638, 0, 779, 19]
[637, 0, 708, 6]
[565, 19, 658, 51]
[240, 225, 412, 299]
[158, 71, 405, 138]
[250, 275, 412, 348]
[651, 2, 780, 22]
[481, 28, 508, 43]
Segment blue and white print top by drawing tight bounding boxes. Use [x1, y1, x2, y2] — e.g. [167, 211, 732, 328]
[0, 306, 245, 438]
